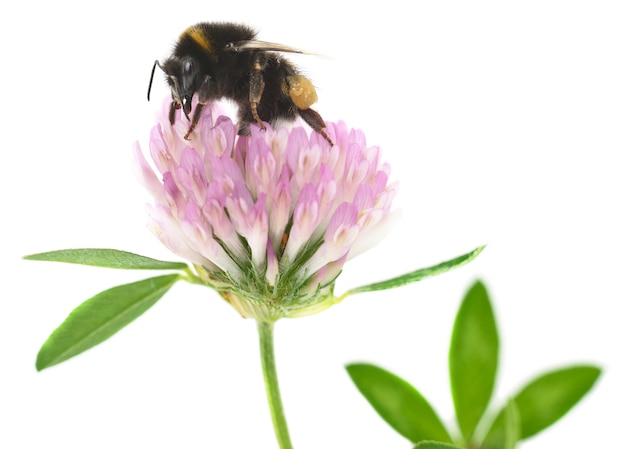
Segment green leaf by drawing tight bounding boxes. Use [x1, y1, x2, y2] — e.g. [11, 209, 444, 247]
[514, 365, 601, 438]
[483, 365, 601, 447]
[25, 248, 188, 270]
[346, 363, 452, 443]
[344, 246, 485, 296]
[449, 280, 499, 443]
[36, 274, 180, 370]
[413, 442, 462, 449]
[502, 399, 521, 449]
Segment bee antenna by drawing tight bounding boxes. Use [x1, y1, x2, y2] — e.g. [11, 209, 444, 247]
[147, 60, 162, 101]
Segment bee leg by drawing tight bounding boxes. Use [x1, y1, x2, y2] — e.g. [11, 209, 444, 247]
[180, 75, 212, 139]
[168, 100, 179, 125]
[298, 108, 334, 146]
[184, 102, 205, 140]
[249, 60, 267, 130]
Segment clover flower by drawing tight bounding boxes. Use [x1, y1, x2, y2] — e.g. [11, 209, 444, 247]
[28, 92, 483, 449]
[133, 99, 399, 322]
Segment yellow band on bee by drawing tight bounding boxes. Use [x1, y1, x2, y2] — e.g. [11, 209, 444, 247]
[183, 26, 213, 53]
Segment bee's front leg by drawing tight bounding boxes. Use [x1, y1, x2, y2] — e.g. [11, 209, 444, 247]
[184, 76, 211, 140]
[184, 103, 204, 140]
[168, 100, 180, 125]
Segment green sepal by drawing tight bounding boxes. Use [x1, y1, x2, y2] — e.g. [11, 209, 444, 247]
[343, 246, 484, 296]
[449, 280, 499, 443]
[483, 365, 601, 447]
[346, 363, 452, 444]
[24, 248, 188, 270]
[36, 274, 180, 371]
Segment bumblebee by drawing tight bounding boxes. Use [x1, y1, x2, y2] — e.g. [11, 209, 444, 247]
[148, 22, 333, 145]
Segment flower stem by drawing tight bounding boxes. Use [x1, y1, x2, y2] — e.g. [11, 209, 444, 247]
[257, 320, 294, 449]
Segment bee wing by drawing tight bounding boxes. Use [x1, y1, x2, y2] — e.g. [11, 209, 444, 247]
[233, 40, 316, 55]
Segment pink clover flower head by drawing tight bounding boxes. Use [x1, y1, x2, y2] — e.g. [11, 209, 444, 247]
[134, 98, 399, 321]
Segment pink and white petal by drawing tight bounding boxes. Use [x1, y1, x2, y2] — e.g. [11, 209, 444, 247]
[268, 167, 292, 251]
[202, 198, 247, 262]
[132, 142, 166, 204]
[283, 184, 320, 262]
[176, 148, 208, 206]
[147, 205, 213, 269]
[301, 203, 359, 275]
[347, 208, 403, 261]
[244, 194, 269, 270]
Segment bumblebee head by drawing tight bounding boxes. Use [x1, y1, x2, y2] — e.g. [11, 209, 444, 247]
[148, 57, 208, 119]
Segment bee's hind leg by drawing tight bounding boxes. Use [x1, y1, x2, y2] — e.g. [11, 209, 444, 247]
[298, 108, 334, 146]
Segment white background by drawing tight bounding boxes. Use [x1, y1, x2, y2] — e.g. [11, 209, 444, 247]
[1, 1, 624, 448]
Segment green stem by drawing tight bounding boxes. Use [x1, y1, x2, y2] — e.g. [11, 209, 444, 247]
[257, 320, 294, 449]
